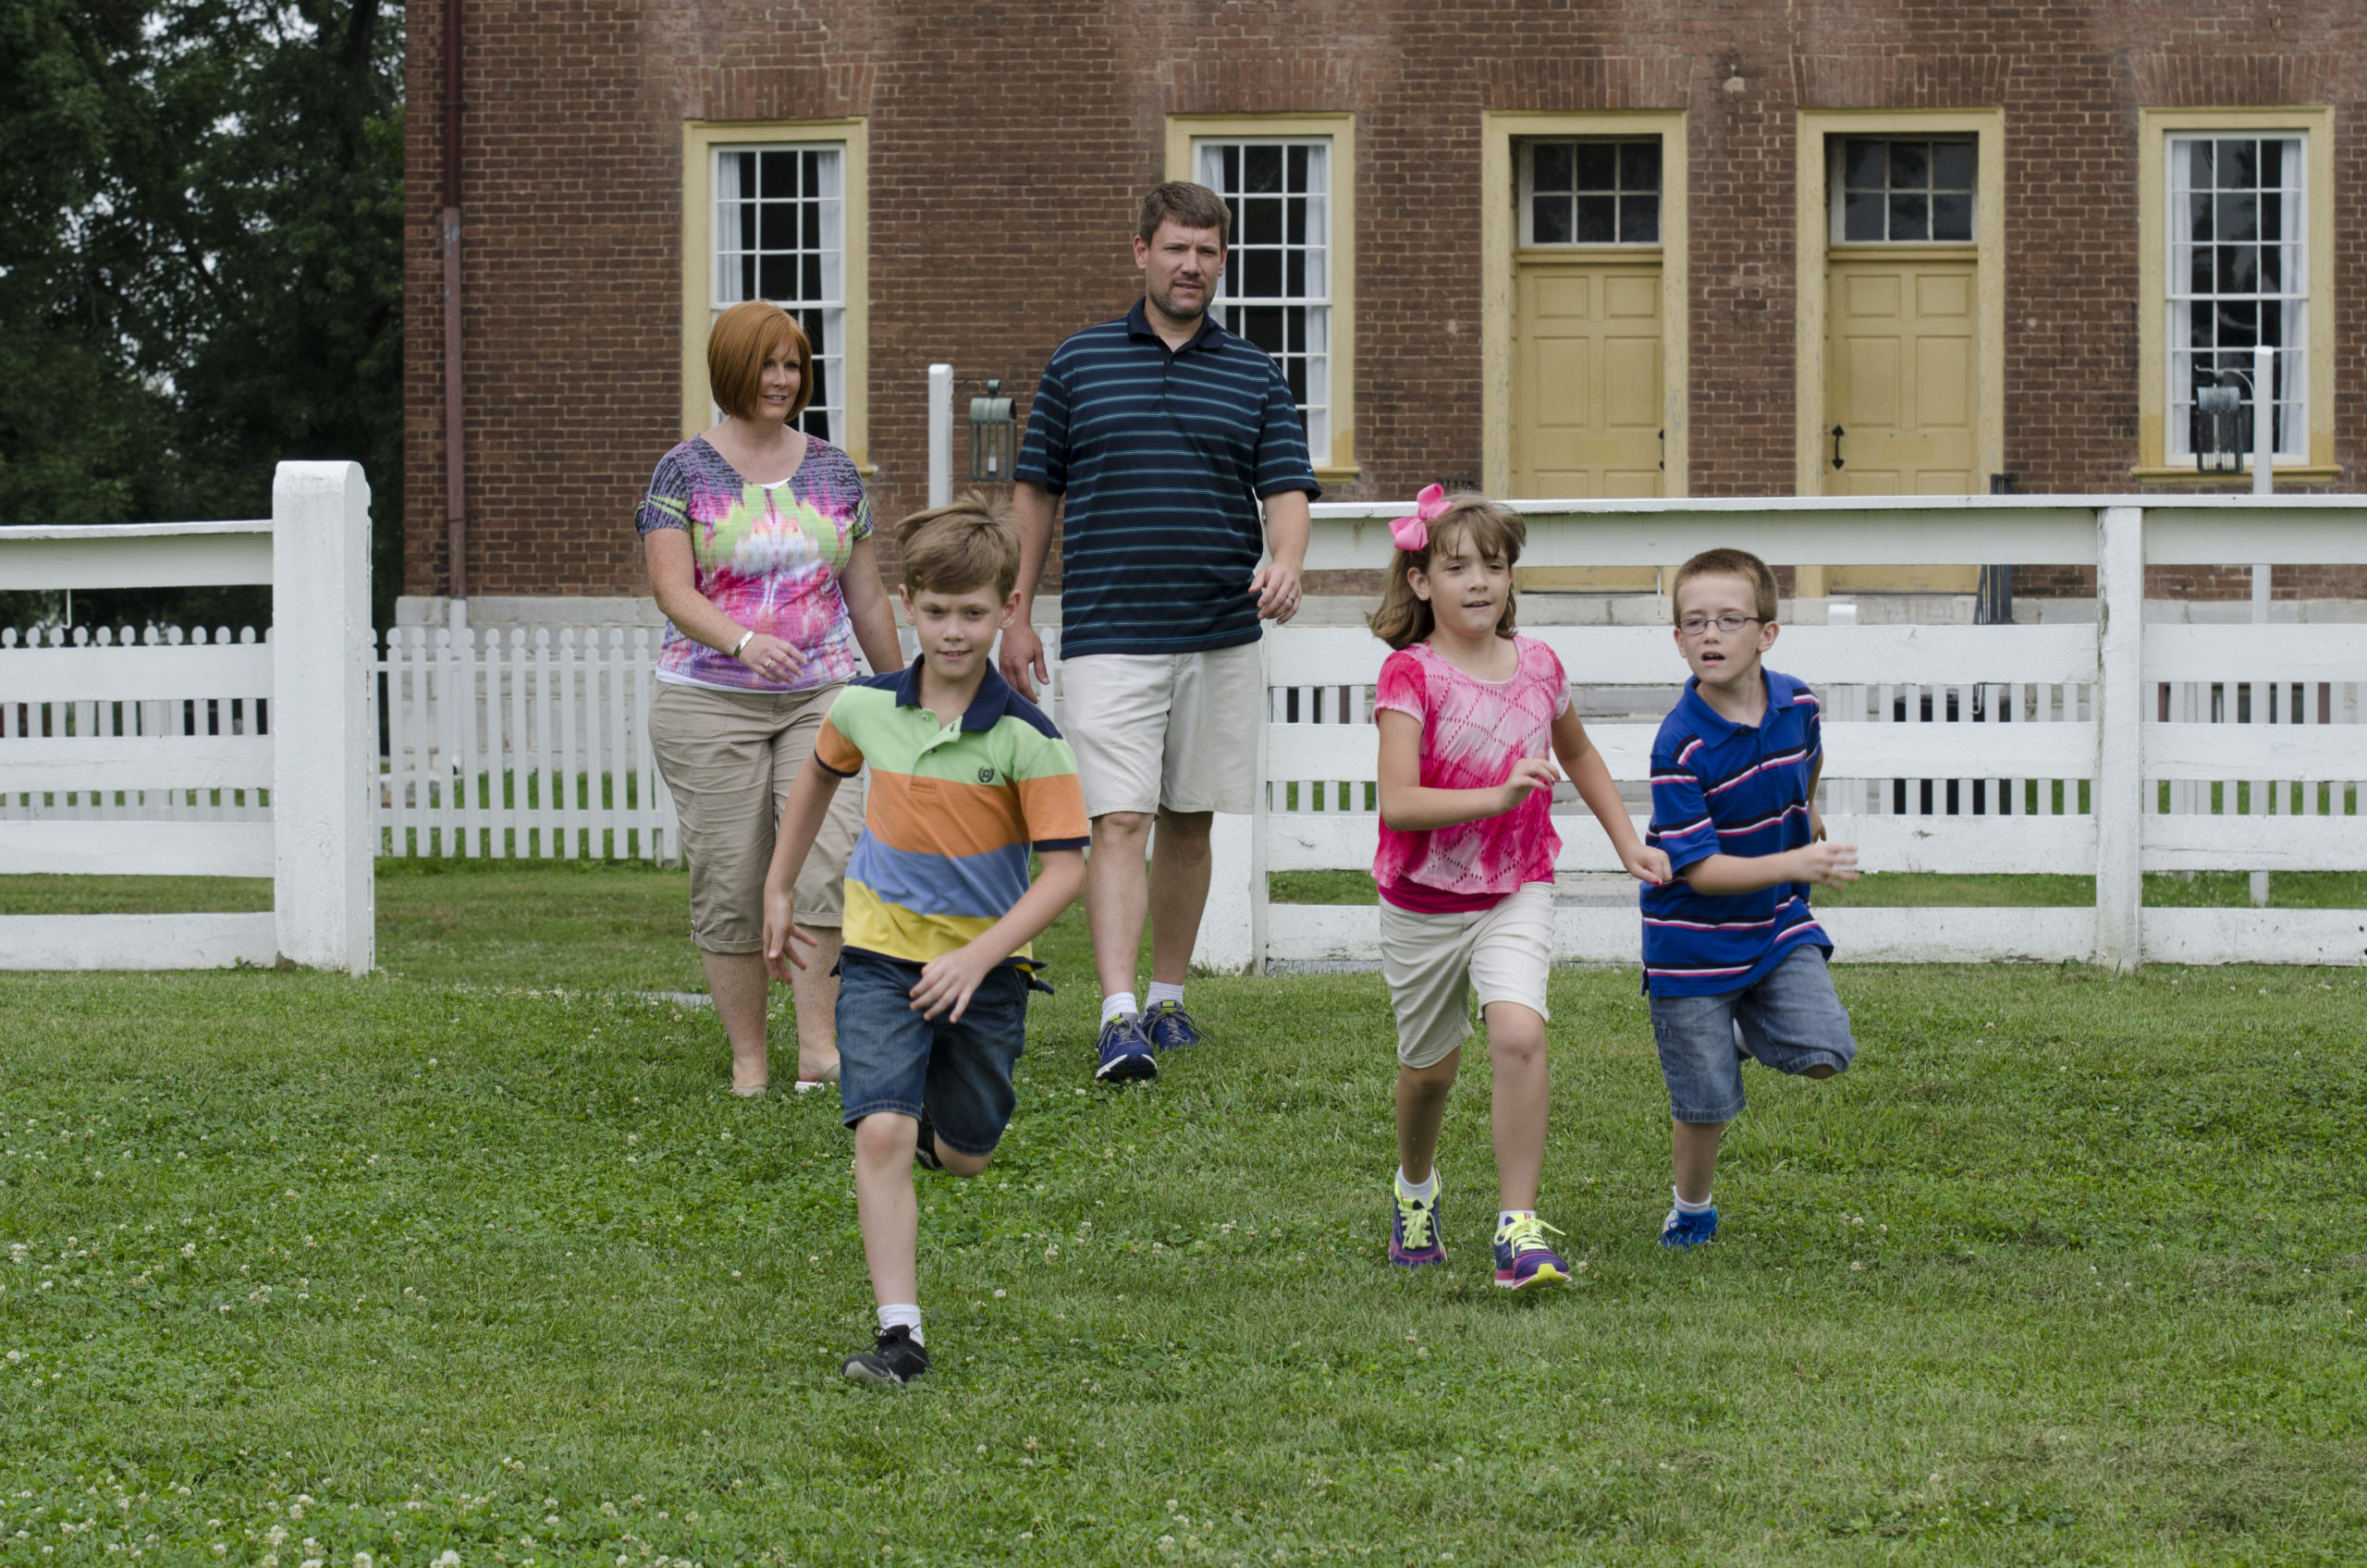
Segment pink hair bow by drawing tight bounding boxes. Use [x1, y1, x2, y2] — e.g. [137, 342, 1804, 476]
[1390, 484, 1449, 552]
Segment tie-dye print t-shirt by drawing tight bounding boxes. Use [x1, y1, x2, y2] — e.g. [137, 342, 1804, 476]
[1371, 636, 1572, 912]
[635, 435, 872, 692]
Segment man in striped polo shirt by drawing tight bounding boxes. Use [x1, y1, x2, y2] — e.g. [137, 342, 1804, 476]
[1641, 548, 1862, 1251]
[1004, 181, 1321, 1083]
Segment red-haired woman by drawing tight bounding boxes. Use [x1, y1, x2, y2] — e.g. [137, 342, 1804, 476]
[640, 300, 901, 1095]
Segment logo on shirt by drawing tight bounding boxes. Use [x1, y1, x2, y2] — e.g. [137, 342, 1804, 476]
[977, 766, 997, 784]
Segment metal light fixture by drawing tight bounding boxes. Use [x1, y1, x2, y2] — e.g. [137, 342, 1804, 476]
[968, 379, 1014, 482]
[2194, 382, 2244, 472]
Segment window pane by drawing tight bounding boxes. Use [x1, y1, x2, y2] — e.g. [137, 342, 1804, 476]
[2221, 139, 2257, 190]
[1243, 195, 1282, 246]
[1244, 144, 1282, 193]
[2214, 193, 2257, 242]
[1619, 194, 1660, 243]
[2258, 241, 2284, 291]
[1889, 141, 1930, 190]
[1243, 247, 1282, 296]
[802, 254, 822, 301]
[1531, 194, 1572, 244]
[1284, 249, 1304, 295]
[2186, 139, 2213, 189]
[1532, 141, 1572, 190]
[1844, 190, 1884, 241]
[1619, 141, 1661, 191]
[2215, 245, 2256, 294]
[2189, 245, 2214, 294]
[1575, 143, 1616, 190]
[1932, 141, 1975, 190]
[1575, 195, 1616, 243]
[2216, 299, 2257, 345]
[758, 256, 791, 300]
[1220, 145, 1238, 188]
[1845, 139, 1884, 190]
[1287, 143, 1308, 191]
[1932, 191, 1972, 241]
[1237, 305, 1284, 353]
[2187, 193, 2214, 242]
[1888, 192, 1929, 240]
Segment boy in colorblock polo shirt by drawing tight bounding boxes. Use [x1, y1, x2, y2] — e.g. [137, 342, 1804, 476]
[763, 496, 1088, 1387]
[1640, 548, 1864, 1251]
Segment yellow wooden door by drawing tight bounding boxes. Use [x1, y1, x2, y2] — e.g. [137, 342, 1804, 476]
[1823, 256, 1979, 590]
[1512, 262, 1662, 591]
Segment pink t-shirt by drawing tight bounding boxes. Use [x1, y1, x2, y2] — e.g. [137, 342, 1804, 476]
[1373, 636, 1571, 911]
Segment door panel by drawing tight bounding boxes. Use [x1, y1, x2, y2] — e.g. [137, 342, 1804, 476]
[1514, 262, 1662, 590]
[1825, 256, 1980, 591]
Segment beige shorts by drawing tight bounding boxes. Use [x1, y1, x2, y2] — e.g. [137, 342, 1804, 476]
[1056, 640, 1262, 817]
[1378, 883, 1555, 1069]
[647, 680, 865, 953]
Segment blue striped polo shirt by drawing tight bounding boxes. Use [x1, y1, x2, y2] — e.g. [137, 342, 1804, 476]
[1639, 668, 1832, 997]
[1014, 300, 1320, 656]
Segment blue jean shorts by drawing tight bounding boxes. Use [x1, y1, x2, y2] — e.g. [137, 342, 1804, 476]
[835, 950, 1031, 1158]
[1648, 944, 1855, 1123]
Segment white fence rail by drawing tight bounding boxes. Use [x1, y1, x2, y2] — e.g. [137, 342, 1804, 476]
[8, 494, 2361, 971]
[0, 464, 374, 972]
[1191, 495, 2367, 973]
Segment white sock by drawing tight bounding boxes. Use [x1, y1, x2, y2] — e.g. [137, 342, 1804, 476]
[1100, 992, 1139, 1026]
[1395, 1167, 1437, 1204]
[1498, 1208, 1535, 1232]
[878, 1303, 924, 1345]
[1673, 1186, 1714, 1215]
[1146, 981, 1185, 1011]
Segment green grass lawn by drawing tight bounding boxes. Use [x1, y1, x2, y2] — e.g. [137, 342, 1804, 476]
[2, 864, 2363, 1565]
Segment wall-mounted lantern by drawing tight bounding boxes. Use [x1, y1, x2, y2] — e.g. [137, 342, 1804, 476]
[969, 379, 1015, 482]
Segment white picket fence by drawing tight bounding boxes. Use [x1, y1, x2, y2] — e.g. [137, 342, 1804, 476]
[7, 492, 2362, 971]
[1187, 494, 2367, 972]
[0, 464, 375, 972]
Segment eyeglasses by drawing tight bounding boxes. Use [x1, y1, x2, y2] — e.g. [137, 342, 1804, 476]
[1676, 612, 1764, 637]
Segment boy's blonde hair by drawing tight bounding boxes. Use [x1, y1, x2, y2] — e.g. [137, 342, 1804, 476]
[1670, 547, 1779, 623]
[896, 493, 1022, 599]
[1366, 494, 1526, 650]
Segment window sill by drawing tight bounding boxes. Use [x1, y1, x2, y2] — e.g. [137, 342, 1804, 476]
[1312, 466, 1363, 484]
[2130, 464, 2343, 484]
[1826, 242, 1978, 260]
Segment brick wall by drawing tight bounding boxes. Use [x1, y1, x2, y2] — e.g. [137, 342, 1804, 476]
[405, 1, 2367, 605]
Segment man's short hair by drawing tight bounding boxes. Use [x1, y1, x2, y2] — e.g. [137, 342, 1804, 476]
[897, 493, 1022, 599]
[705, 301, 814, 423]
[1671, 547, 1780, 623]
[1136, 182, 1231, 247]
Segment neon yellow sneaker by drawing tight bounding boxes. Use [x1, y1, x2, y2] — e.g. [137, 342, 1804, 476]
[1492, 1212, 1570, 1290]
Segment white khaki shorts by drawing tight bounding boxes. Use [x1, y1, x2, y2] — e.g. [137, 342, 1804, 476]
[1378, 883, 1555, 1069]
[1056, 641, 1262, 817]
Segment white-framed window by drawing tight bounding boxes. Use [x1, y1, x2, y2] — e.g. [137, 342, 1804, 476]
[2166, 133, 2307, 461]
[713, 143, 845, 443]
[1517, 140, 1662, 246]
[1829, 138, 1976, 243]
[1195, 138, 1331, 458]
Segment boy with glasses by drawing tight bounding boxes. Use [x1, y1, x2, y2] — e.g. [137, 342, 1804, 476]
[1641, 548, 1862, 1248]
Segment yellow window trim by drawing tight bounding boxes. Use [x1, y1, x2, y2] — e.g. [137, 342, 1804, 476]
[1164, 112, 1357, 477]
[1794, 108, 2005, 503]
[2134, 105, 2335, 478]
[680, 118, 871, 471]
[1481, 110, 1689, 498]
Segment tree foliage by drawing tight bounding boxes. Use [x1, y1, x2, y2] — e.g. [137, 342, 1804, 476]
[0, 0, 403, 630]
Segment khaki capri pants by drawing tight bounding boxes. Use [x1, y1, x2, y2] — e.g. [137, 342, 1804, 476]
[648, 680, 865, 954]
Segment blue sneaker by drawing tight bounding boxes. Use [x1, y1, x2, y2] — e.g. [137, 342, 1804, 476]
[1141, 1000, 1210, 1053]
[1660, 1206, 1719, 1248]
[1093, 1014, 1159, 1083]
[1492, 1213, 1571, 1291]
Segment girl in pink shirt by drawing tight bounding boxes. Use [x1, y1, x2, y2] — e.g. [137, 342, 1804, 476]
[1369, 489, 1667, 1287]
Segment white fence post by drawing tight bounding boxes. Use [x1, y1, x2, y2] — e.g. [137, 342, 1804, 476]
[272, 460, 375, 974]
[927, 363, 954, 508]
[2093, 504, 2144, 972]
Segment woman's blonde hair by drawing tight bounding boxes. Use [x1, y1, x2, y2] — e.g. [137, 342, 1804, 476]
[1366, 494, 1526, 650]
[706, 301, 815, 423]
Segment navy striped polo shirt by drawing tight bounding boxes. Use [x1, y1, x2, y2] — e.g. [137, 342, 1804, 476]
[1014, 300, 1320, 657]
[1639, 668, 1832, 996]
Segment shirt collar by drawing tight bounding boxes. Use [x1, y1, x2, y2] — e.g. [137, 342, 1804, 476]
[1678, 668, 1784, 736]
[891, 660, 1018, 732]
[1124, 297, 1224, 355]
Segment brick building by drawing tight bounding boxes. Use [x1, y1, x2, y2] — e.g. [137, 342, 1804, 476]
[402, 2, 2366, 619]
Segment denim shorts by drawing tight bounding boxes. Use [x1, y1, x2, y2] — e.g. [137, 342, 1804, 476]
[835, 950, 1031, 1158]
[1648, 944, 1855, 1123]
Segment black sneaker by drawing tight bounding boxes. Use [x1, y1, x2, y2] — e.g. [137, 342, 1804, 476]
[842, 1324, 930, 1386]
[913, 1112, 943, 1171]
